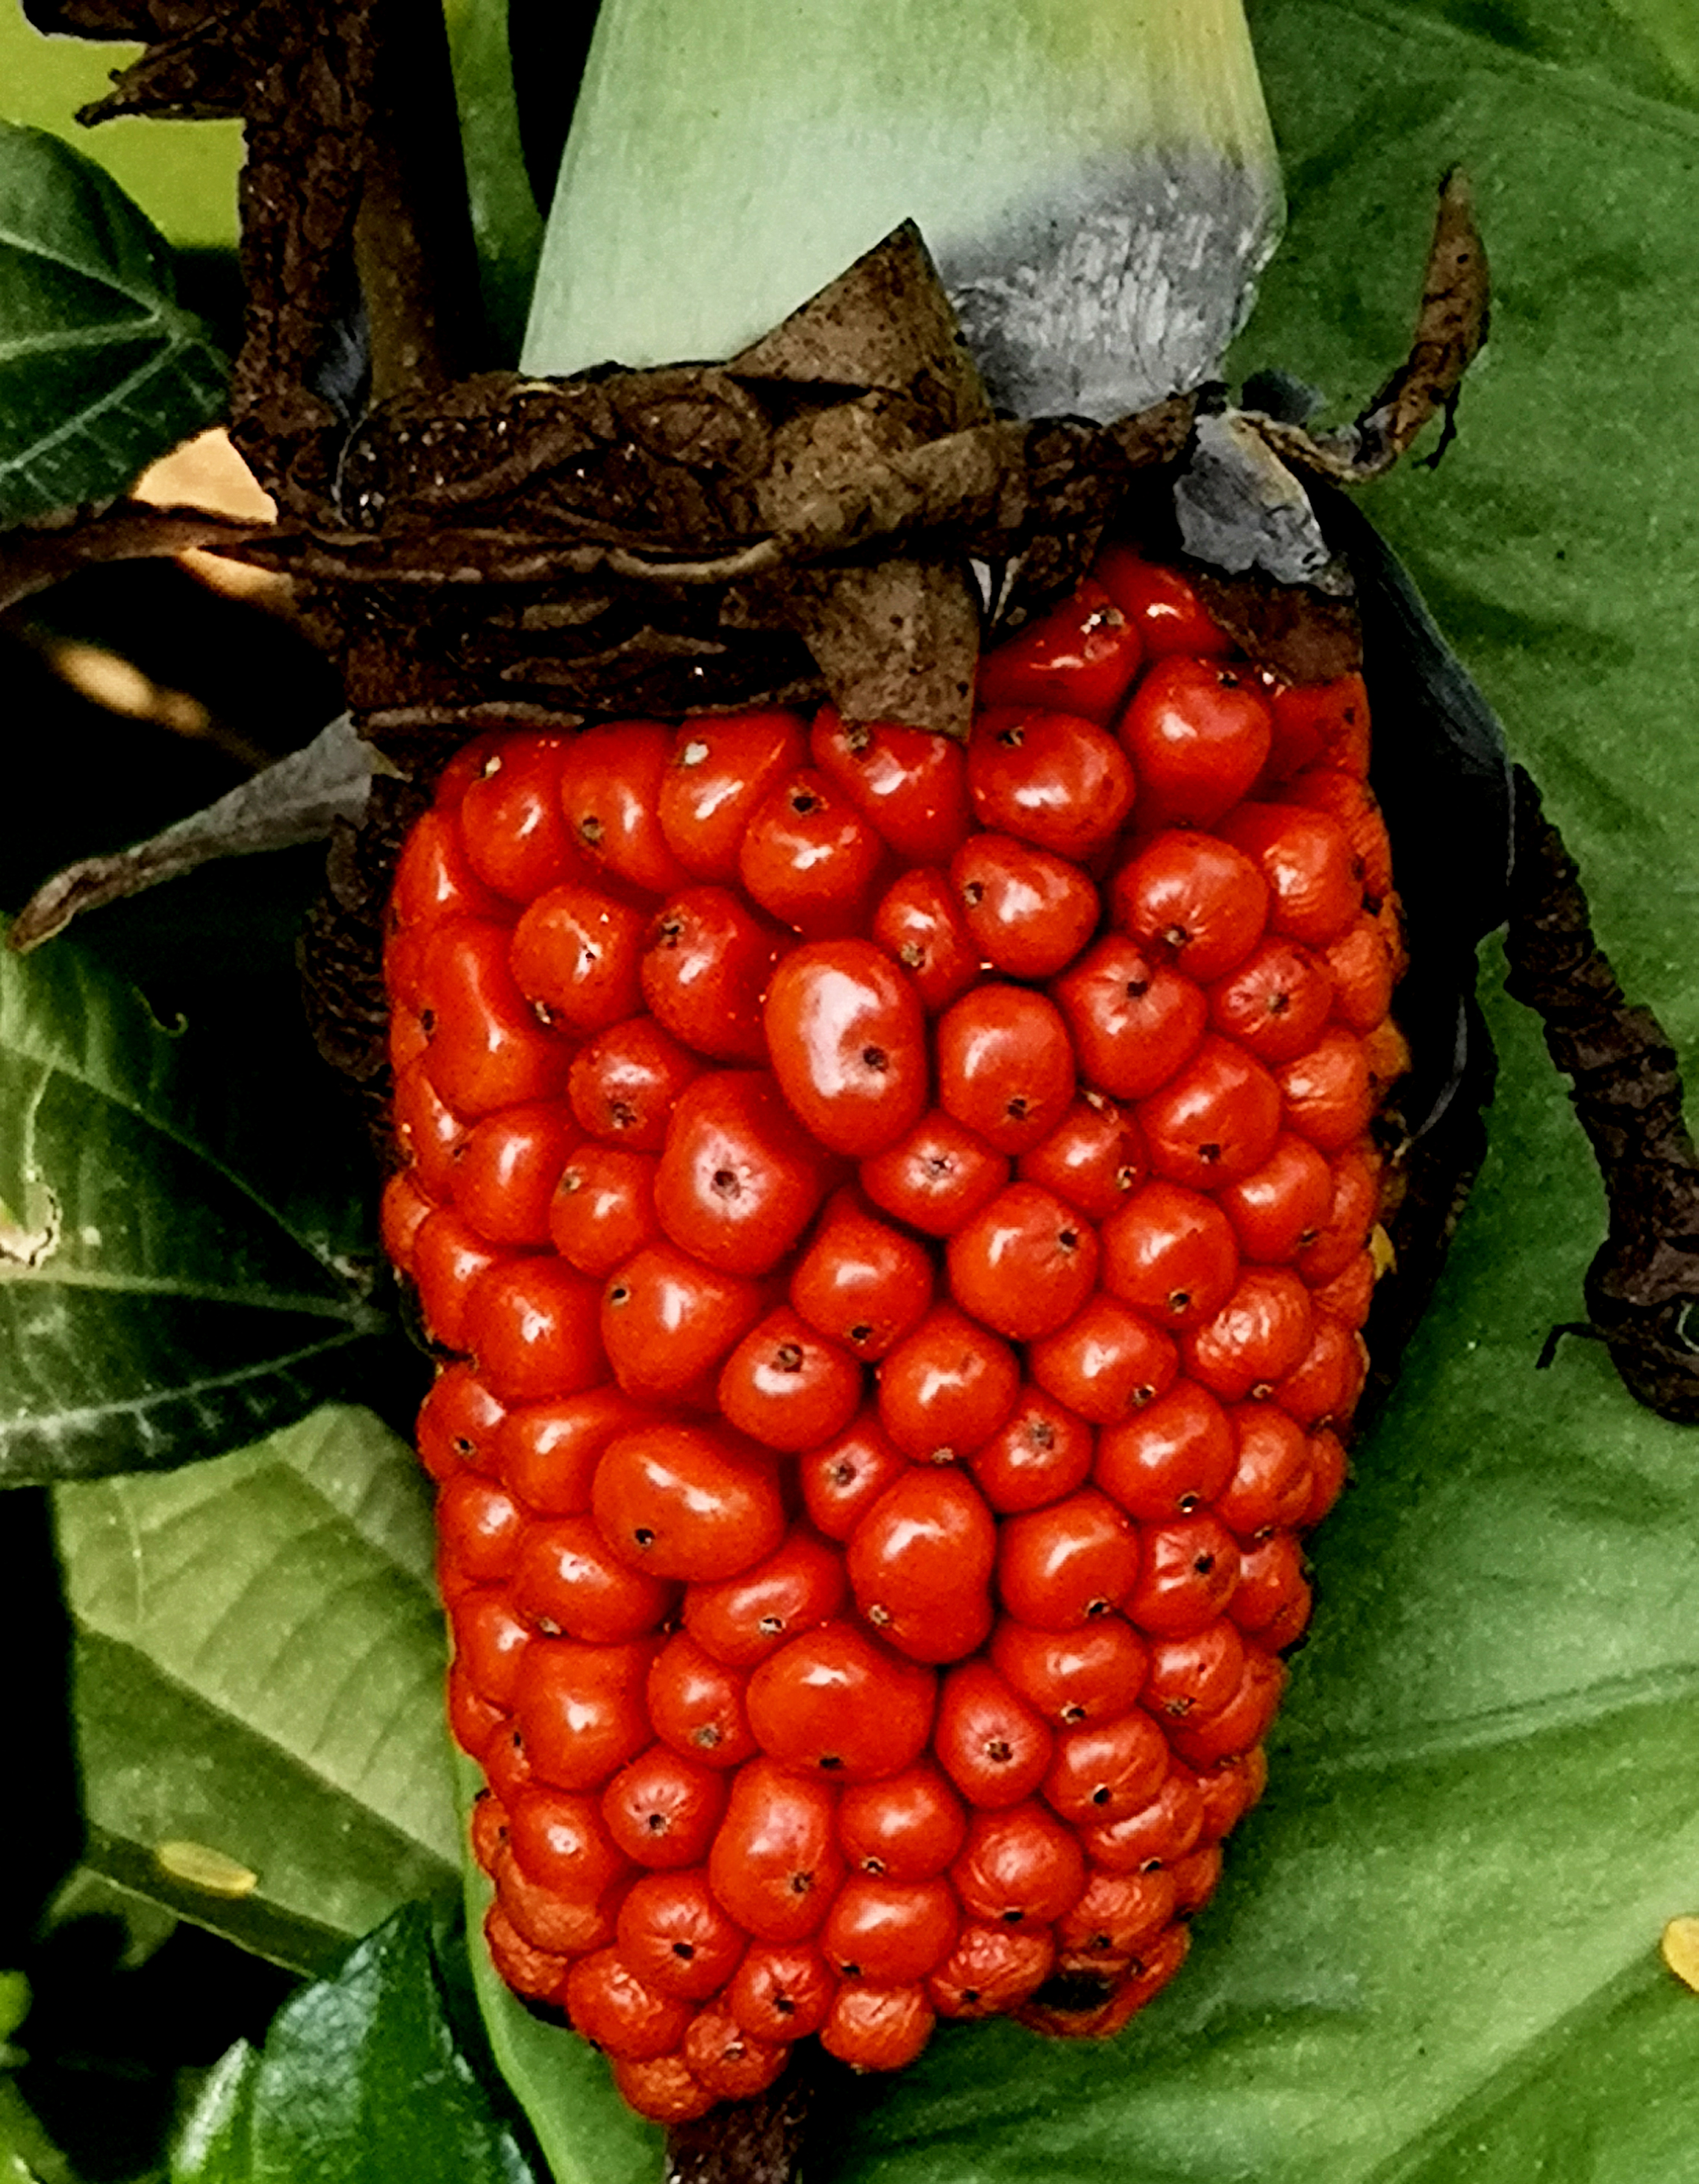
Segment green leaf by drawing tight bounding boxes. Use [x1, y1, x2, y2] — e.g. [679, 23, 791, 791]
[54, 1406, 458, 1975]
[0, 2077, 82, 2184]
[453, 1757, 659, 2184]
[0, 14, 240, 253]
[0, 122, 226, 523]
[170, 1907, 538, 2184]
[480, 7, 1699, 2179]
[441, 0, 544, 364]
[0, 924, 389, 1484]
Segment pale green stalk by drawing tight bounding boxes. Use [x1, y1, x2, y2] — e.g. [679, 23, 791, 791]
[523, 0, 1282, 420]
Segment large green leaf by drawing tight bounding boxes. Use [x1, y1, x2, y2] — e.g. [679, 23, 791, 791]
[0, 121, 226, 523]
[464, 6, 1699, 2180]
[171, 1907, 538, 2184]
[54, 1405, 458, 1975]
[0, 924, 389, 1483]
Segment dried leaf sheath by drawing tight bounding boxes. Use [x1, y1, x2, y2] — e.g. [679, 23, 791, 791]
[1503, 767, 1699, 1421]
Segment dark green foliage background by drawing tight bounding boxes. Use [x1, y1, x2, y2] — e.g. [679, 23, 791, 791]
[3, 1, 1698, 2179]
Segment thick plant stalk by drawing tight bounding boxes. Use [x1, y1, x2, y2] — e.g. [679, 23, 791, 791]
[523, 0, 1282, 420]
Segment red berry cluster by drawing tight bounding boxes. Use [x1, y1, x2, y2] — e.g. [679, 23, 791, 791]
[381, 541, 1406, 2124]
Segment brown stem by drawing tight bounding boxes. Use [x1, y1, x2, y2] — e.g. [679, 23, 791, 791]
[1502, 764, 1699, 1420]
[355, 0, 481, 398]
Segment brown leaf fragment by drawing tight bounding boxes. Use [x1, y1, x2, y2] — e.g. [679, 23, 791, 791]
[732, 221, 992, 436]
[1245, 171, 1489, 485]
[1503, 765, 1699, 1422]
[1190, 564, 1363, 683]
[7, 717, 372, 954]
[1353, 167, 1489, 474]
[0, 501, 269, 618]
[779, 556, 982, 740]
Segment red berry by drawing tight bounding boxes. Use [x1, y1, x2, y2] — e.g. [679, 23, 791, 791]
[458, 735, 581, 901]
[797, 1407, 909, 1541]
[947, 1181, 1100, 1342]
[1099, 1178, 1239, 1331]
[739, 768, 885, 936]
[858, 1110, 1010, 1237]
[764, 939, 929, 1157]
[1117, 656, 1272, 827]
[599, 1242, 766, 1402]
[876, 1305, 1020, 1462]
[975, 580, 1143, 724]
[548, 1145, 661, 1276]
[591, 1422, 786, 1581]
[1017, 1093, 1147, 1222]
[464, 1257, 605, 1404]
[810, 704, 973, 865]
[682, 1528, 849, 1668]
[707, 1758, 845, 1942]
[1093, 544, 1235, 659]
[617, 1867, 746, 1998]
[967, 1385, 1095, 1514]
[602, 1748, 728, 1870]
[935, 984, 1076, 1155]
[450, 1102, 579, 1246]
[847, 1467, 998, 1635]
[559, 721, 690, 896]
[1137, 1035, 1282, 1189]
[967, 702, 1137, 856]
[933, 1660, 1053, 1809]
[725, 1941, 834, 2042]
[1053, 933, 1208, 1101]
[419, 919, 570, 1116]
[822, 1873, 958, 1984]
[1095, 1381, 1235, 1522]
[639, 885, 784, 1061]
[654, 1068, 838, 1277]
[1027, 1295, 1178, 1425]
[820, 1982, 935, 2071]
[870, 867, 980, 1013]
[997, 1490, 1140, 1629]
[509, 882, 646, 1033]
[950, 831, 1100, 980]
[837, 1763, 968, 1881]
[788, 1187, 935, 1361]
[658, 709, 808, 881]
[567, 1015, 701, 1149]
[1112, 831, 1268, 985]
[512, 1513, 677, 1641]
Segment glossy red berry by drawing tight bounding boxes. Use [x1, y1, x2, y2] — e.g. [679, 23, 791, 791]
[1117, 655, 1273, 827]
[967, 702, 1137, 856]
[764, 940, 929, 1157]
[947, 1181, 1100, 1342]
[591, 1422, 786, 1581]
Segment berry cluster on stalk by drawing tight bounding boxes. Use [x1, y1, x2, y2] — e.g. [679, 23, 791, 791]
[380, 538, 1407, 2124]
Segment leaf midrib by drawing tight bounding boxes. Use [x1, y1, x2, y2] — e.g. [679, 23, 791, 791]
[3, 969, 360, 1298]
[1, 1266, 383, 1320]
[0, 326, 219, 486]
[0, 219, 175, 311]
[66, 1464, 452, 1845]
[1290, 0, 1699, 141]
[1278, 1657, 1699, 1782]
[0, 1328, 372, 1460]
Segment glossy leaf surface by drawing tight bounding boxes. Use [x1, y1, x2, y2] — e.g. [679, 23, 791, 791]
[55, 1406, 458, 1975]
[0, 121, 226, 523]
